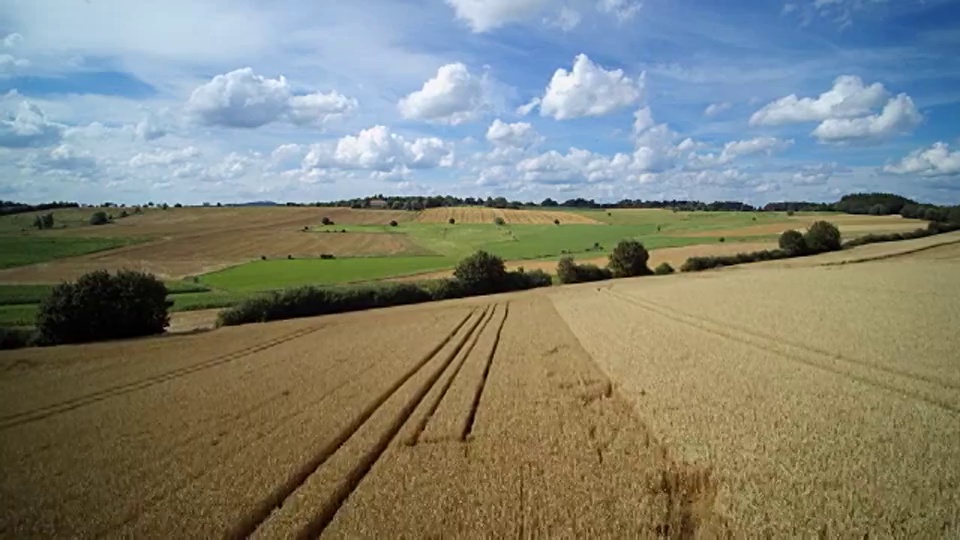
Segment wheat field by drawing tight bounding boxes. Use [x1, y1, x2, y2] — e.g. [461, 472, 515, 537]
[1, 234, 958, 536]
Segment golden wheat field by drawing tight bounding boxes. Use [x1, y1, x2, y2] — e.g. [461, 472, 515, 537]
[1, 233, 959, 537]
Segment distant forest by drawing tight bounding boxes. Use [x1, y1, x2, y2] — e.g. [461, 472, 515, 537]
[4, 193, 958, 223]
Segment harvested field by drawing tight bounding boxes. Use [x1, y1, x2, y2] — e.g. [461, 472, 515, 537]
[677, 214, 927, 238]
[551, 253, 960, 535]
[1, 235, 957, 537]
[0, 208, 424, 282]
[416, 206, 601, 225]
[0, 297, 723, 537]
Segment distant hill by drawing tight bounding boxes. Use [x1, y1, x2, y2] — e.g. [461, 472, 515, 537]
[229, 201, 279, 207]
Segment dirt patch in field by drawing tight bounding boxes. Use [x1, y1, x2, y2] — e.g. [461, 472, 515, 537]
[0, 208, 426, 282]
[167, 309, 220, 333]
[416, 206, 601, 225]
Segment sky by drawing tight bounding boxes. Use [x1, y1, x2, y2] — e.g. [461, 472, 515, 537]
[1, 0, 959, 206]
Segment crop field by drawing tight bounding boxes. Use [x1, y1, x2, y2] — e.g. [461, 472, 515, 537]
[1, 235, 957, 536]
[0, 205, 938, 328]
[416, 206, 601, 224]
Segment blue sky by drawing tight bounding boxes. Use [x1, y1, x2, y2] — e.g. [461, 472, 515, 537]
[1, 0, 959, 205]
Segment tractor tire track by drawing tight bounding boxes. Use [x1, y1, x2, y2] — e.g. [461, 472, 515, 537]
[462, 302, 510, 441]
[291, 304, 497, 538]
[636, 293, 960, 392]
[0, 325, 326, 431]
[602, 289, 960, 414]
[88, 320, 423, 539]
[405, 304, 498, 446]
[227, 308, 482, 539]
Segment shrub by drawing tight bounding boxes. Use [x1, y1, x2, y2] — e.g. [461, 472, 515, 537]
[319, 253, 335, 260]
[786, 210, 795, 216]
[654, 262, 674, 275]
[557, 257, 613, 284]
[119, 210, 129, 218]
[494, 216, 506, 226]
[89, 211, 109, 225]
[36, 270, 170, 345]
[174, 203, 183, 208]
[0, 327, 37, 350]
[448, 218, 456, 225]
[718, 237, 725, 243]
[321, 216, 333, 225]
[608, 239, 652, 278]
[504, 268, 553, 290]
[260, 255, 267, 260]
[804, 221, 842, 253]
[779, 229, 807, 255]
[554, 218, 560, 225]
[389, 220, 398, 227]
[453, 250, 507, 294]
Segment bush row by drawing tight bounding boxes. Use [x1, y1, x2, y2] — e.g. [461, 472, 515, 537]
[218, 252, 552, 326]
[842, 221, 960, 249]
[555, 239, 654, 284]
[681, 220, 842, 272]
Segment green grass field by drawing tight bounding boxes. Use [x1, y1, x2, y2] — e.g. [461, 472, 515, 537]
[200, 256, 454, 292]
[0, 236, 144, 269]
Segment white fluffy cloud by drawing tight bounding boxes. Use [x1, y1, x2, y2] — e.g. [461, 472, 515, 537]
[3, 33, 23, 48]
[883, 142, 960, 177]
[486, 119, 543, 148]
[446, 0, 641, 32]
[185, 68, 357, 128]
[750, 75, 888, 125]
[812, 94, 921, 142]
[750, 75, 921, 143]
[537, 54, 643, 120]
[689, 137, 792, 168]
[398, 63, 490, 125]
[446, 0, 551, 32]
[0, 100, 64, 148]
[704, 102, 732, 117]
[303, 125, 454, 174]
[129, 147, 201, 168]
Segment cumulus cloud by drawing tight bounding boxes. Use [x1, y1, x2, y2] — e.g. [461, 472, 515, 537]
[537, 54, 643, 120]
[3, 33, 23, 48]
[883, 142, 960, 177]
[446, 0, 642, 32]
[446, 0, 551, 32]
[185, 68, 357, 128]
[134, 115, 168, 141]
[811, 94, 921, 142]
[128, 147, 201, 168]
[486, 119, 543, 148]
[398, 63, 491, 125]
[689, 137, 792, 168]
[518, 148, 633, 184]
[0, 100, 64, 148]
[750, 75, 888, 125]
[303, 126, 454, 174]
[704, 102, 732, 117]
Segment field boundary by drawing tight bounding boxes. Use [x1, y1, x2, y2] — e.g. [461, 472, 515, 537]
[823, 237, 960, 266]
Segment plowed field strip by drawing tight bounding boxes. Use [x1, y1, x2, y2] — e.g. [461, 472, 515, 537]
[229, 308, 485, 538]
[603, 289, 960, 414]
[0, 325, 324, 430]
[406, 305, 498, 446]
